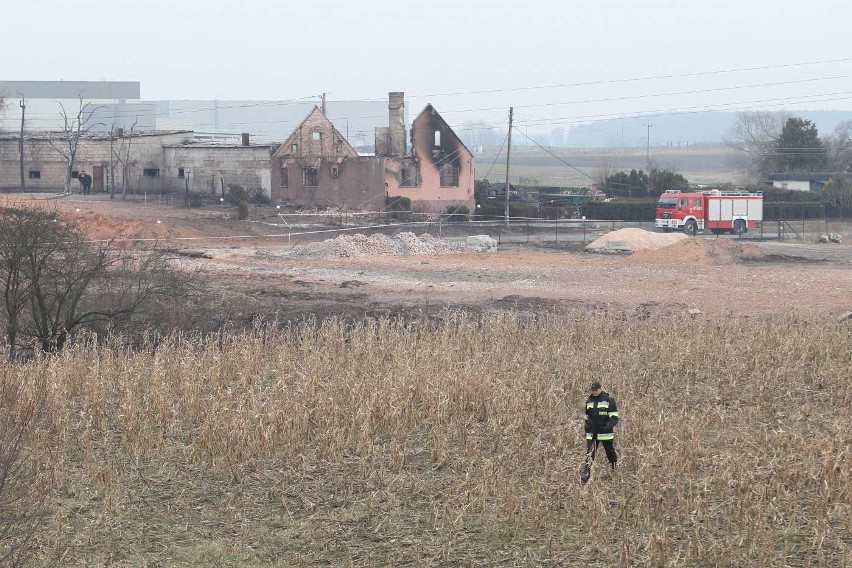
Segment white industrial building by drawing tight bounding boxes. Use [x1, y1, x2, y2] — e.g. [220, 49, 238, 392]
[1, 80, 392, 148]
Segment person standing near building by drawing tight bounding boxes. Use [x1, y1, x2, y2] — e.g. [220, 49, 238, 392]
[78, 170, 92, 195]
[581, 381, 619, 482]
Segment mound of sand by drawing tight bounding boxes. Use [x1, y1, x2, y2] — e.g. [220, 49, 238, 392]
[290, 232, 473, 258]
[628, 237, 765, 265]
[585, 228, 688, 253]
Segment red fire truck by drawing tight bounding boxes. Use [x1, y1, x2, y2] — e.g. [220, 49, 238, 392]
[655, 190, 763, 236]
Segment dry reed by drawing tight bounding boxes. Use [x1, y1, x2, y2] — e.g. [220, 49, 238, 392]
[5, 310, 850, 566]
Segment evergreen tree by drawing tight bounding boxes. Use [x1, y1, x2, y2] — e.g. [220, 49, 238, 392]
[773, 117, 826, 172]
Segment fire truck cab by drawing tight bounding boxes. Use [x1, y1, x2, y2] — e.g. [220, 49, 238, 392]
[655, 190, 763, 236]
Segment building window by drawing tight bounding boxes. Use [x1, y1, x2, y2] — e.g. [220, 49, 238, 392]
[303, 167, 317, 187]
[336, 141, 343, 154]
[312, 131, 321, 142]
[434, 130, 441, 146]
[178, 167, 185, 178]
[439, 163, 459, 187]
[71, 170, 80, 179]
[280, 167, 288, 187]
[291, 143, 298, 153]
[399, 166, 417, 187]
[28, 170, 41, 179]
[143, 168, 160, 177]
[330, 165, 339, 180]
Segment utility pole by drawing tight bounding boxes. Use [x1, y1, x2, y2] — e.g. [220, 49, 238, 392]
[644, 122, 653, 168]
[19, 97, 25, 192]
[109, 125, 115, 198]
[505, 107, 513, 227]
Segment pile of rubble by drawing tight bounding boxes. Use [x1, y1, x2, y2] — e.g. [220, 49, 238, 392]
[290, 232, 474, 258]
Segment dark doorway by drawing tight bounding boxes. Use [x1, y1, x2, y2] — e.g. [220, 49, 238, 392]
[93, 166, 105, 192]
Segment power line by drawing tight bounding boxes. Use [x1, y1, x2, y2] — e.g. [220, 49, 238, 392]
[481, 132, 509, 181]
[512, 90, 852, 128]
[399, 57, 852, 99]
[511, 127, 597, 183]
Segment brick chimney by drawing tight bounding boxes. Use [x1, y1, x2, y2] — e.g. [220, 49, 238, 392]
[388, 92, 406, 156]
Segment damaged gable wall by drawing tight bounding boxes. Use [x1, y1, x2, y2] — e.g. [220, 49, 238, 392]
[383, 104, 474, 213]
[271, 107, 360, 204]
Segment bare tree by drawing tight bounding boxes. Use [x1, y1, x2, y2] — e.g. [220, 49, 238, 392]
[0, 206, 197, 356]
[724, 111, 789, 180]
[46, 94, 104, 194]
[824, 120, 852, 172]
[592, 158, 616, 193]
[111, 120, 137, 200]
[821, 177, 852, 217]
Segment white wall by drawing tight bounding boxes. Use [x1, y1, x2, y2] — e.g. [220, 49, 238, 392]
[772, 180, 812, 191]
[0, 99, 124, 131]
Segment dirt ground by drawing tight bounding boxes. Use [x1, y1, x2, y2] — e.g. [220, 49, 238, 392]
[13, 192, 852, 321]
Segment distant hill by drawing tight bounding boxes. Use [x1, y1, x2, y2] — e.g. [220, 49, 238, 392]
[559, 110, 852, 148]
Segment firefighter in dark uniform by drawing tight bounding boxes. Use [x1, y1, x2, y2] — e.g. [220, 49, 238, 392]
[585, 381, 619, 470]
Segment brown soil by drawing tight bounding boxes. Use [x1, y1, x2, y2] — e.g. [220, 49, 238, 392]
[11, 192, 852, 321]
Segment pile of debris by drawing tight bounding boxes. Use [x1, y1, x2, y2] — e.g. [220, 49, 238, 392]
[818, 233, 842, 244]
[290, 232, 474, 258]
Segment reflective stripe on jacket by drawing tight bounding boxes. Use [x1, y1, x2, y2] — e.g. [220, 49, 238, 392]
[585, 391, 619, 439]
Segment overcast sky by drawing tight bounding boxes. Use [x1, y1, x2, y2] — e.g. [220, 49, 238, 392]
[4, 0, 852, 137]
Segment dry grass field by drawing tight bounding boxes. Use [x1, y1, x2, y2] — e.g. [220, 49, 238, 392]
[3, 314, 850, 566]
[0, 193, 850, 566]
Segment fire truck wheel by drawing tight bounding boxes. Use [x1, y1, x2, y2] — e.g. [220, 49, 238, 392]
[733, 220, 746, 235]
[683, 220, 698, 236]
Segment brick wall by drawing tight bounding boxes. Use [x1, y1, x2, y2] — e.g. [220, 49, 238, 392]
[165, 145, 274, 197]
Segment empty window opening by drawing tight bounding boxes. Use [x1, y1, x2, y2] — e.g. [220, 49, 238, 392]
[330, 165, 339, 180]
[291, 143, 298, 153]
[178, 167, 185, 178]
[303, 167, 318, 187]
[434, 130, 441, 146]
[280, 167, 288, 187]
[28, 170, 41, 179]
[143, 168, 160, 177]
[439, 163, 459, 187]
[71, 170, 80, 179]
[312, 131, 321, 142]
[336, 141, 343, 154]
[399, 167, 417, 187]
